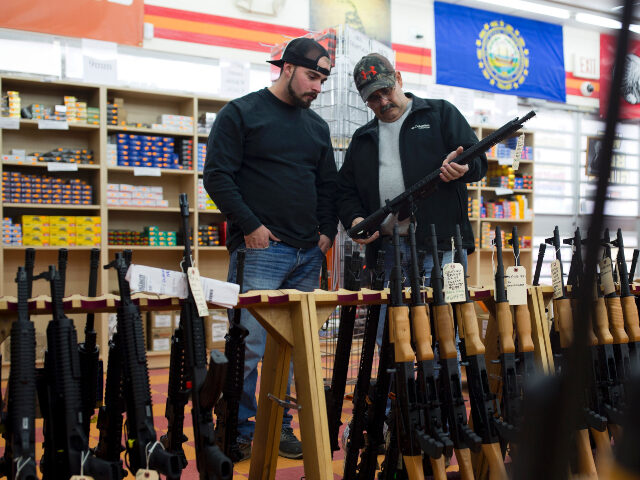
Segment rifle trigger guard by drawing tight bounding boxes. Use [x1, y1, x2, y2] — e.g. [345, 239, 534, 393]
[267, 393, 301, 411]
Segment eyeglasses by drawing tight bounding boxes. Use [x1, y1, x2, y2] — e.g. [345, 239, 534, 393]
[365, 87, 394, 107]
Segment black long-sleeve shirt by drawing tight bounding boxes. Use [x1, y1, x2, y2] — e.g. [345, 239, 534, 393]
[204, 88, 338, 253]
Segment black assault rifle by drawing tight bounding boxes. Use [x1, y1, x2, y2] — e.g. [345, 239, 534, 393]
[348, 111, 535, 239]
[0, 267, 38, 480]
[163, 193, 232, 479]
[326, 250, 363, 454]
[36, 265, 121, 480]
[214, 249, 248, 463]
[105, 253, 183, 478]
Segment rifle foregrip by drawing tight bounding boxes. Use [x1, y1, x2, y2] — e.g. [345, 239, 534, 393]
[455, 448, 475, 480]
[514, 304, 534, 353]
[594, 297, 614, 345]
[606, 297, 630, 345]
[434, 304, 457, 359]
[621, 296, 640, 342]
[496, 302, 515, 354]
[201, 351, 228, 411]
[430, 456, 447, 480]
[553, 298, 574, 349]
[456, 302, 484, 356]
[575, 428, 598, 478]
[390, 306, 414, 363]
[481, 442, 508, 480]
[403, 455, 425, 480]
[411, 305, 433, 361]
[590, 428, 613, 475]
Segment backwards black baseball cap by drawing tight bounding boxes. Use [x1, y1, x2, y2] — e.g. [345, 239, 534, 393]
[267, 37, 331, 76]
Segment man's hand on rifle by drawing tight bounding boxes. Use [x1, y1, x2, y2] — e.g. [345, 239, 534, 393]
[245, 225, 280, 249]
[439, 146, 468, 182]
[351, 217, 380, 245]
[318, 234, 332, 254]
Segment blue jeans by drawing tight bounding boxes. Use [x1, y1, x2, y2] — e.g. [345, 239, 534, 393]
[376, 238, 468, 346]
[227, 240, 325, 442]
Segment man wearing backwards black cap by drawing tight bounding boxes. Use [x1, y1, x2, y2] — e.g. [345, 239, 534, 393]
[337, 52, 487, 338]
[204, 37, 337, 461]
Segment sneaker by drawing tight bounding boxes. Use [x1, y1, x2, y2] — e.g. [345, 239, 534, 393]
[279, 426, 303, 459]
[236, 440, 252, 462]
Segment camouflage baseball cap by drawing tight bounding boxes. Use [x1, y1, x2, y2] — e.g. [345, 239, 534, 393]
[353, 53, 396, 102]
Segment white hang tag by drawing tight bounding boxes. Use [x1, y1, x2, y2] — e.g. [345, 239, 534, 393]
[135, 469, 160, 480]
[188, 267, 210, 317]
[70, 477, 95, 480]
[506, 266, 527, 305]
[512, 133, 525, 171]
[599, 257, 615, 295]
[126, 264, 188, 297]
[551, 259, 564, 299]
[443, 263, 466, 303]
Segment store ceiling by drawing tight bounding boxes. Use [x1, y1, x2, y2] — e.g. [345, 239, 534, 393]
[445, 0, 640, 27]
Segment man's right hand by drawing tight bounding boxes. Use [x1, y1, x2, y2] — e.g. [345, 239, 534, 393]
[351, 217, 380, 245]
[245, 225, 281, 248]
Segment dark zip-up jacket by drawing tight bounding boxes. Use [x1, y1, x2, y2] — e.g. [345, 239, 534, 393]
[337, 94, 487, 267]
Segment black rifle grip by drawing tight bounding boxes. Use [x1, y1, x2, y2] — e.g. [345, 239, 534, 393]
[25, 248, 36, 299]
[533, 243, 546, 286]
[57, 248, 68, 297]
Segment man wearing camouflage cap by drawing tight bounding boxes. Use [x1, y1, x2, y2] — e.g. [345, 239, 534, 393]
[337, 52, 487, 328]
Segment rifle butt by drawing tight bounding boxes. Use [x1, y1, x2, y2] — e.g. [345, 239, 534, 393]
[575, 428, 598, 479]
[456, 448, 475, 480]
[403, 455, 425, 480]
[430, 456, 447, 480]
[481, 442, 507, 480]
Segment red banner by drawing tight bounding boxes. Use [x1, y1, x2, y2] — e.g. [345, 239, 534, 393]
[1, 0, 143, 46]
[600, 33, 640, 119]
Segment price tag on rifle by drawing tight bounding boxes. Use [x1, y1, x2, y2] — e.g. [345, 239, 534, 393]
[187, 267, 210, 317]
[70, 477, 95, 480]
[512, 133, 525, 171]
[136, 469, 159, 480]
[551, 259, 564, 299]
[599, 257, 615, 295]
[506, 266, 527, 305]
[443, 263, 466, 303]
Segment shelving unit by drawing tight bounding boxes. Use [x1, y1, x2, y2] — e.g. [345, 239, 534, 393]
[467, 126, 535, 287]
[0, 75, 231, 368]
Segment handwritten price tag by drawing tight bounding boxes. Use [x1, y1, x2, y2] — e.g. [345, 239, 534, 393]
[506, 266, 527, 305]
[47, 162, 78, 172]
[0, 117, 19, 129]
[551, 259, 563, 299]
[443, 263, 466, 303]
[134, 167, 161, 177]
[38, 119, 69, 130]
[599, 257, 615, 295]
[135, 470, 159, 480]
[188, 267, 210, 317]
[70, 476, 95, 480]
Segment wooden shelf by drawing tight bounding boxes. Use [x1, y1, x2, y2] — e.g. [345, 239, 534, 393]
[481, 187, 533, 193]
[107, 245, 184, 251]
[2, 161, 100, 170]
[108, 207, 194, 213]
[3, 203, 100, 210]
[18, 119, 100, 131]
[486, 156, 533, 164]
[107, 125, 194, 137]
[480, 218, 532, 223]
[4, 246, 98, 251]
[198, 246, 226, 251]
[198, 209, 222, 214]
[478, 248, 532, 253]
[107, 166, 194, 176]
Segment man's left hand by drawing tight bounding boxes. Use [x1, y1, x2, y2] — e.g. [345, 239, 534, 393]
[440, 146, 469, 182]
[318, 234, 332, 254]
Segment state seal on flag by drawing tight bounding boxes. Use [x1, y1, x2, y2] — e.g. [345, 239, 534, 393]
[476, 20, 529, 91]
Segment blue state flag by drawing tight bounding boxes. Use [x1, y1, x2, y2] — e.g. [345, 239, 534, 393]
[434, 1, 565, 103]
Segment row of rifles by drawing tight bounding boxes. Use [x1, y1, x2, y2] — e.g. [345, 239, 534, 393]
[0, 194, 243, 480]
[327, 222, 640, 480]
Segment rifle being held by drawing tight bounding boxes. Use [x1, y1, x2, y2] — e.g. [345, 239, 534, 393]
[348, 111, 535, 239]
